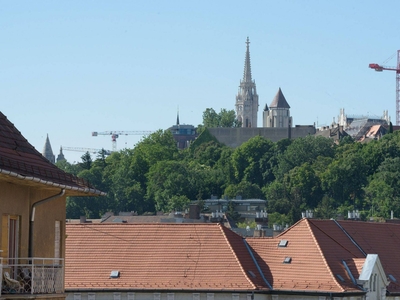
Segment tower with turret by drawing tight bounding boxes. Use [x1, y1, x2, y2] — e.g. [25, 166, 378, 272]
[235, 37, 259, 128]
[263, 88, 292, 128]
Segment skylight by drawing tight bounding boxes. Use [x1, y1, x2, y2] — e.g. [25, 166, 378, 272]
[389, 274, 397, 282]
[110, 270, 120, 278]
[278, 240, 288, 247]
[283, 257, 292, 264]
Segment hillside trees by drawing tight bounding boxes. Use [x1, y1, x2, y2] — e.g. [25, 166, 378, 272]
[64, 128, 400, 224]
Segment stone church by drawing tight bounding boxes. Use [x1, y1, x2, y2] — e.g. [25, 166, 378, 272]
[205, 38, 314, 148]
[235, 37, 293, 129]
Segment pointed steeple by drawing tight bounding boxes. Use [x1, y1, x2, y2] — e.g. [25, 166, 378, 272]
[235, 37, 259, 128]
[270, 88, 290, 109]
[243, 37, 252, 83]
[42, 134, 55, 163]
[57, 146, 66, 162]
[176, 108, 180, 126]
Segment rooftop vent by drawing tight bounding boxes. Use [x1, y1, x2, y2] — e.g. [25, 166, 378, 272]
[389, 274, 397, 282]
[278, 240, 288, 247]
[248, 270, 256, 278]
[110, 270, 120, 278]
[283, 257, 292, 264]
[336, 274, 344, 282]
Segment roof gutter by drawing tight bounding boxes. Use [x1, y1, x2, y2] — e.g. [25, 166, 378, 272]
[29, 189, 65, 257]
[0, 168, 106, 196]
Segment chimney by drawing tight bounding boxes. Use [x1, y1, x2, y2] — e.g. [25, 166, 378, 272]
[80, 216, 86, 223]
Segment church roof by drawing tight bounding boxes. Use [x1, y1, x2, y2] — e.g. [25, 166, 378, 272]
[0, 111, 105, 196]
[269, 88, 290, 109]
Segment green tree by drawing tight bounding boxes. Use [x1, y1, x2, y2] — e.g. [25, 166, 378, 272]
[231, 136, 275, 187]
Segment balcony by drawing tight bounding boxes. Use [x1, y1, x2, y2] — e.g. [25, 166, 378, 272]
[0, 257, 64, 296]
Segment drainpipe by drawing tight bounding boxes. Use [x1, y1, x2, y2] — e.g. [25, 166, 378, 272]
[29, 189, 65, 258]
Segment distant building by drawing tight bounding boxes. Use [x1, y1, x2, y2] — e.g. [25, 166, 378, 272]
[42, 134, 55, 163]
[263, 87, 292, 128]
[235, 37, 259, 128]
[57, 146, 66, 162]
[167, 112, 198, 149]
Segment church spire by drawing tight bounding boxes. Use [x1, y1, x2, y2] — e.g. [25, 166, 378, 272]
[235, 37, 259, 128]
[42, 134, 55, 163]
[243, 37, 252, 83]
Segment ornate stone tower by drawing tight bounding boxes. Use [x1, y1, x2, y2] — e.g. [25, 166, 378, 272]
[263, 88, 292, 128]
[42, 134, 55, 163]
[235, 37, 259, 128]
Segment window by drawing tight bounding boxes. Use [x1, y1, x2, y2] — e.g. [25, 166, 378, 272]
[55, 221, 60, 259]
[113, 293, 121, 300]
[88, 293, 96, 300]
[193, 293, 200, 300]
[128, 293, 135, 300]
[2, 215, 20, 269]
[207, 293, 214, 300]
[373, 274, 377, 292]
[154, 293, 161, 300]
[232, 294, 239, 300]
[73, 294, 81, 300]
[167, 293, 174, 300]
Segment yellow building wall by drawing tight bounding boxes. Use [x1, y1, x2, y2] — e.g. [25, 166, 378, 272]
[0, 180, 66, 260]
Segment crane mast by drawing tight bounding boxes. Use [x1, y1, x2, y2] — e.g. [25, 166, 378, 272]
[369, 50, 400, 125]
[92, 131, 153, 152]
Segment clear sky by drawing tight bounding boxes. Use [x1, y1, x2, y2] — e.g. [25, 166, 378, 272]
[1, 1, 400, 163]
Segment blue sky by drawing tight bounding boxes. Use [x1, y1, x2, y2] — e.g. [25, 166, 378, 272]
[1, 1, 399, 163]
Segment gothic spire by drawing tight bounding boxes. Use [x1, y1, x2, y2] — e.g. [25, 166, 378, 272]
[42, 134, 55, 163]
[243, 37, 252, 83]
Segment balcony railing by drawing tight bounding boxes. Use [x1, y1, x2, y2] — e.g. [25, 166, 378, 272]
[0, 257, 64, 295]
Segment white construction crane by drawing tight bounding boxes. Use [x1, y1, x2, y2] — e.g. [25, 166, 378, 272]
[92, 131, 153, 152]
[62, 147, 112, 155]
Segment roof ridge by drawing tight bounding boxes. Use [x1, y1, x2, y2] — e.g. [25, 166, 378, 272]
[305, 219, 346, 292]
[218, 224, 257, 289]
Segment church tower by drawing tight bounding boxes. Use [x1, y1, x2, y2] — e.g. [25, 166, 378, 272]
[235, 37, 259, 128]
[42, 134, 55, 163]
[263, 88, 292, 128]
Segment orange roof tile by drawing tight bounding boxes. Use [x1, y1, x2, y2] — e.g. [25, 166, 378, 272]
[65, 223, 270, 292]
[247, 219, 365, 294]
[338, 220, 400, 294]
[0, 111, 103, 196]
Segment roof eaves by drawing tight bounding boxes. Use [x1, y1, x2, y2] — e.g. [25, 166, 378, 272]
[0, 167, 106, 196]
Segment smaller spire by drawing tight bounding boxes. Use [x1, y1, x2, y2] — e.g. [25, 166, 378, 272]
[269, 88, 290, 109]
[176, 107, 180, 126]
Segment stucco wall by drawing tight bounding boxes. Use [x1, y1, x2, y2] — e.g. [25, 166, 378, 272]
[0, 179, 66, 260]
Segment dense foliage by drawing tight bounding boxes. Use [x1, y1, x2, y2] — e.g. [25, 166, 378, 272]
[59, 126, 400, 225]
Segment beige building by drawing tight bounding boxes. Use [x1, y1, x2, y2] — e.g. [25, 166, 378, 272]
[0, 111, 104, 299]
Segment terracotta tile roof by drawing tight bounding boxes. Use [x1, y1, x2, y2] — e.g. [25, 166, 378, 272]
[65, 223, 270, 292]
[247, 219, 365, 294]
[338, 220, 400, 294]
[0, 111, 104, 196]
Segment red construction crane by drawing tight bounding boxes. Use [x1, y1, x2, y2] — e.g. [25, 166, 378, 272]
[369, 50, 400, 125]
[92, 131, 153, 152]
